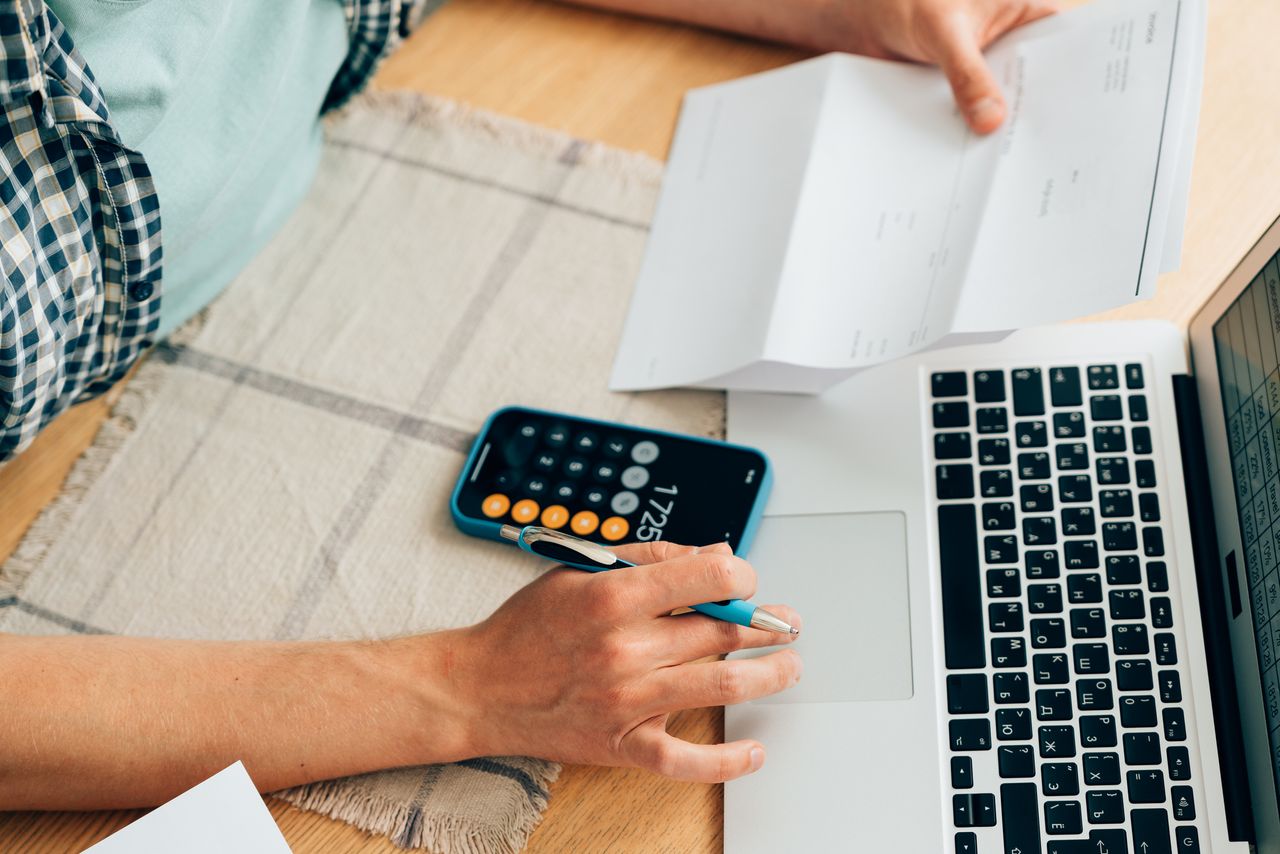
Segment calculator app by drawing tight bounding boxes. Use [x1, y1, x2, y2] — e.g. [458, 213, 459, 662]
[455, 408, 769, 552]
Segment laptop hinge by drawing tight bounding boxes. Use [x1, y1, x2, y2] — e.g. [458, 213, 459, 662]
[1173, 374, 1255, 842]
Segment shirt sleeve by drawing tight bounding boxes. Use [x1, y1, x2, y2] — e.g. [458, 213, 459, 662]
[323, 0, 439, 113]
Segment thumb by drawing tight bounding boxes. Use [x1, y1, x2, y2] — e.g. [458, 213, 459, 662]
[924, 13, 1006, 134]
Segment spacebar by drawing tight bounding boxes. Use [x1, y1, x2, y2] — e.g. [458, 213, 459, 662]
[938, 504, 986, 669]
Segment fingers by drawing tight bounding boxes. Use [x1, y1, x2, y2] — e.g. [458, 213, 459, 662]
[653, 604, 801, 664]
[644, 649, 803, 713]
[626, 550, 757, 617]
[625, 721, 767, 783]
[609, 540, 732, 566]
[919, 10, 1006, 133]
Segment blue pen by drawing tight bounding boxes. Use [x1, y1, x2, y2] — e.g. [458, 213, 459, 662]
[500, 525, 798, 635]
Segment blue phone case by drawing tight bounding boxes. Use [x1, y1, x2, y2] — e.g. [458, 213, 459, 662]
[450, 406, 772, 556]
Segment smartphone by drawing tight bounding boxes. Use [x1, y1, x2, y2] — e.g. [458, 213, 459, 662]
[450, 406, 771, 555]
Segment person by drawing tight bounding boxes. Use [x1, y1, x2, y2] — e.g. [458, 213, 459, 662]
[0, 0, 1054, 808]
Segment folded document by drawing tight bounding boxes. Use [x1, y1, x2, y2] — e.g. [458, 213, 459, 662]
[610, 0, 1205, 393]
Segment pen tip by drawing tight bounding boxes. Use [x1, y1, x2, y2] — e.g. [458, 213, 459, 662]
[789, 627, 800, 636]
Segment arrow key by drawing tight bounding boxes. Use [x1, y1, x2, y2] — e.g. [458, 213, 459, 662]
[1131, 807, 1173, 854]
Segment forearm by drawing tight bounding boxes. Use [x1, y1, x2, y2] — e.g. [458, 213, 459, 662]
[0, 632, 472, 809]
[557, 0, 847, 52]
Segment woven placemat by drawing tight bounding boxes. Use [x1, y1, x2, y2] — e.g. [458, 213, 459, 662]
[0, 91, 722, 852]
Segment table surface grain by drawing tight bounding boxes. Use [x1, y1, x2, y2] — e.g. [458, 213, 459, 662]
[2, 0, 1278, 850]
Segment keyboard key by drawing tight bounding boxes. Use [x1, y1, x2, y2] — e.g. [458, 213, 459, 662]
[1093, 425, 1127, 452]
[1097, 456, 1130, 485]
[1044, 800, 1083, 835]
[1155, 633, 1178, 664]
[997, 707, 1032, 740]
[1083, 750, 1120, 783]
[1158, 670, 1182, 703]
[1120, 696, 1157, 728]
[1059, 474, 1093, 503]
[975, 370, 1006, 402]
[1148, 562, 1170, 593]
[1086, 790, 1125, 824]
[1056, 442, 1089, 470]
[979, 438, 1012, 465]
[1000, 783, 1042, 853]
[1109, 589, 1145, 620]
[1107, 555, 1142, 585]
[1042, 762, 1079, 796]
[977, 407, 1009, 433]
[952, 756, 974, 789]
[1018, 451, 1052, 479]
[992, 639, 1028, 670]
[1071, 608, 1106, 639]
[936, 432, 973, 460]
[1163, 708, 1187, 742]
[1125, 363, 1145, 389]
[1091, 395, 1124, 421]
[1151, 596, 1174, 628]
[1140, 492, 1161, 522]
[1143, 526, 1165, 556]
[981, 469, 1015, 497]
[1026, 550, 1061, 579]
[1130, 394, 1150, 422]
[1049, 367, 1083, 406]
[994, 671, 1030, 703]
[1167, 746, 1191, 780]
[1136, 809, 1172, 854]
[1016, 421, 1049, 448]
[1067, 573, 1103, 604]
[1099, 489, 1134, 517]
[1031, 618, 1067, 649]
[955, 831, 978, 854]
[1176, 826, 1200, 853]
[1089, 830, 1130, 851]
[1080, 716, 1118, 750]
[1037, 689, 1073, 720]
[934, 401, 971, 428]
[1124, 732, 1162, 765]
[933, 372, 968, 398]
[1029, 584, 1064, 615]
[1073, 644, 1110, 675]
[1039, 725, 1076, 758]
[937, 464, 975, 499]
[973, 792, 998, 826]
[1127, 770, 1166, 804]
[1113, 623, 1150, 655]
[1061, 507, 1096, 536]
[986, 536, 1019, 564]
[999, 745, 1036, 778]
[989, 602, 1024, 632]
[1172, 786, 1195, 821]
[948, 673, 990, 713]
[1064, 540, 1099, 569]
[1023, 517, 1058, 546]
[1087, 365, 1120, 390]
[1012, 369, 1046, 416]
[1020, 483, 1053, 512]
[938, 505, 985, 669]
[1054, 411, 1086, 438]
[950, 718, 993, 751]
[988, 568, 1021, 598]
[1076, 678, 1114, 711]
[1133, 425, 1153, 454]
[1117, 660, 1154, 691]
[983, 501, 1016, 530]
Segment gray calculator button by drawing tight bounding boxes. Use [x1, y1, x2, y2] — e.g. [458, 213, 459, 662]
[631, 441, 660, 465]
[611, 491, 640, 515]
[621, 465, 650, 489]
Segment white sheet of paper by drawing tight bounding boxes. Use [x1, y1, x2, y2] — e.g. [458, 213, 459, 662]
[85, 762, 292, 854]
[610, 0, 1203, 393]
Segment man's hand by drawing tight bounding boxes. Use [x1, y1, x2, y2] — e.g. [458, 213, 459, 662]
[447, 542, 801, 783]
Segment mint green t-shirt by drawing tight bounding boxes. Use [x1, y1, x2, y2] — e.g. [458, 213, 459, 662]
[47, 0, 350, 337]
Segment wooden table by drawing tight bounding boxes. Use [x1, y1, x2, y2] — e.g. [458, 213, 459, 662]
[2, 0, 1278, 850]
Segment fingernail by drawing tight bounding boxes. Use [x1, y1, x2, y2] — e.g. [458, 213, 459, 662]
[969, 97, 1003, 127]
[749, 747, 765, 771]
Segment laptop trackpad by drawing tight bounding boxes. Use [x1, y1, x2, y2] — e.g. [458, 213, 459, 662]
[736, 512, 913, 703]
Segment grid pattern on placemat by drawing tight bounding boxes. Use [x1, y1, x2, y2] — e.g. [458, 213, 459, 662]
[0, 91, 723, 853]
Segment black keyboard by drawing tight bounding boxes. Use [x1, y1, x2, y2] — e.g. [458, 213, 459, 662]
[930, 363, 1205, 854]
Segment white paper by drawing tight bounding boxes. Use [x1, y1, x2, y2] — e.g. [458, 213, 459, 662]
[85, 762, 292, 854]
[610, 0, 1203, 393]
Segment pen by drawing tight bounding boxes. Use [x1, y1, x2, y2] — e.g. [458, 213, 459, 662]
[499, 525, 799, 635]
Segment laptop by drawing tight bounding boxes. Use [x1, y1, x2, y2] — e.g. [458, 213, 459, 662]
[723, 214, 1280, 853]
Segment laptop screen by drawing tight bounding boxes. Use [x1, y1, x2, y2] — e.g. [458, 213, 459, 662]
[1212, 245, 1280, 806]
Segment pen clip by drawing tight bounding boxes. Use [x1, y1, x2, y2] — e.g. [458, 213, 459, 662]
[500, 525, 622, 568]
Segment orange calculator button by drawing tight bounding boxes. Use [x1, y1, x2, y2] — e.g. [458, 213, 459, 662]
[511, 499, 540, 524]
[541, 505, 570, 529]
[570, 510, 599, 535]
[600, 516, 629, 542]
[482, 494, 511, 518]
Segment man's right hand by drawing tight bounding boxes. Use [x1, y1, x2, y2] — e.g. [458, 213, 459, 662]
[443, 541, 802, 783]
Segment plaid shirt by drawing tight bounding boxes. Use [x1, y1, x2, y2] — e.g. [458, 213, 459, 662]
[0, 0, 424, 461]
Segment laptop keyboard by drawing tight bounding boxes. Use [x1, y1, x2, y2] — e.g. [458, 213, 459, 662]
[928, 363, 1206, 854]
